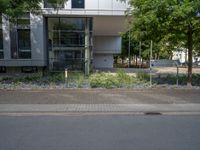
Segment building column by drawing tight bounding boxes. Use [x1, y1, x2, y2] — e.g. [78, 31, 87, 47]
[2, 15, 11, 60]
[84, 18, 90, 76]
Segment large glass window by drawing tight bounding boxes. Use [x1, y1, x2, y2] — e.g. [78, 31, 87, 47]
[48, 17, 92, 71]
[48, 18, 86, 48]
[53, 50, 84, 70]
[17, 29, 31, 59]
[10, 13, 31, 59]
[60, 32, 85, 47]
[17, 14, 31, 59]
[72, 0, 85, 8]
[60, 18, 85, 31]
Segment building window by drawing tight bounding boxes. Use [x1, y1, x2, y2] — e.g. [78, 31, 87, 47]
[0, 15, 3, 59]
[44, 0, 64, 8]
[48, 17, 92, 71]
[17, 29, 31, 59]
[10, 13, 31, 59]
[72, 0, 84, 8]
[48, 18, 86, 48]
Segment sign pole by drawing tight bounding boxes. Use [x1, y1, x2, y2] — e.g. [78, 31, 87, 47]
[150, 40, 153, 87]
[128, 29, 131, 68]
[65, 68, 68, 88]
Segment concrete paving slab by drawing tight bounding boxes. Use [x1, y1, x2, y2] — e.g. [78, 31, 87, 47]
[0, 104, 200, 113]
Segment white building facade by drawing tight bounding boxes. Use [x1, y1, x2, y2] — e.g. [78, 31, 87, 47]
[0, 0, 129, 74]
[172, 49, 200, 65]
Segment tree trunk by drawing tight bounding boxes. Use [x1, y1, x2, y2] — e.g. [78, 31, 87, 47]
[187, 24, 193, 86]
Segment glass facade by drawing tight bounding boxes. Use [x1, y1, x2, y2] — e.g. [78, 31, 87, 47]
[72, 0, 85, 8]
[48, 17, 92, 71]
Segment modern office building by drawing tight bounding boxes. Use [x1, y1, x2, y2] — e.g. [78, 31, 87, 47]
[0, 0, 129, 75]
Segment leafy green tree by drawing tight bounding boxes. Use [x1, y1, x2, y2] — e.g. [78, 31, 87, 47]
[120, 31, 139, 64]
[129, 0, 200, 85]
[0, 0, 67, 18]
[0, 0, 40, 18]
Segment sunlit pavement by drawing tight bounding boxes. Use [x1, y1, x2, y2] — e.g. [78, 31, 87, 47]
[0, 115, 200, 150]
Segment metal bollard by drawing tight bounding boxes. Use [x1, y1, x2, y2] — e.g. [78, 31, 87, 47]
[176, 66, 179, 87]
[65, 68, 68, 88]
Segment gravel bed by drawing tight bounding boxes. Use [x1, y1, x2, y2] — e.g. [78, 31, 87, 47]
[0, 82, 199, 90]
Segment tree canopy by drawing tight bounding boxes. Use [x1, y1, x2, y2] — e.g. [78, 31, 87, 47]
[129, 0, 200, 85]
[0, 0, 67, 18]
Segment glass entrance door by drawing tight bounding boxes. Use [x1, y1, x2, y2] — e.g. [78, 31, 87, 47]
[52, 50, 84, 70]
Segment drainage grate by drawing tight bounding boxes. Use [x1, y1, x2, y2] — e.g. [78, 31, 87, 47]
[145, 112, 162, 115]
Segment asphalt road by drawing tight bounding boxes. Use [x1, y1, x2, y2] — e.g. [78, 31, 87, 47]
[0, 89, 200, 104]
[0, 115, 200, 150]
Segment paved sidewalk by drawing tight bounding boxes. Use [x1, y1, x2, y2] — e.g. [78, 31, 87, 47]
[1, 89, 200, 114]
[1, 104, 200, 114]
[0, 89, 200, 104]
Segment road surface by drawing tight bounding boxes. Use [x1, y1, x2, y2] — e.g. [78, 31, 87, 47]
[0, 115, 200, 150]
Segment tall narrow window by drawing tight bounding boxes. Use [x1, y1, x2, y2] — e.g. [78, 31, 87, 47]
[10, 13, 31, 59]
[17, 29, 31, 59]
[72, 0, 84, 8]
[0, 15, 3, 59]
[17, 13, 31, 59]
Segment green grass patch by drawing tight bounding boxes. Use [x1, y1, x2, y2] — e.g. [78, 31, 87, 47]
[136, 71, 150, 82]
[89, 70, 139, 88]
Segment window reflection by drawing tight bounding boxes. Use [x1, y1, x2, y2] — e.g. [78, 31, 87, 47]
[72, 0, 85, 8]
[48, 17, 92, 71]
[48, 18, 89, 48]
[44, 0, 64, 8]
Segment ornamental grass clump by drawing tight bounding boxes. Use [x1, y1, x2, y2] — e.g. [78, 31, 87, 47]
[89, 73, 120, 88]
[89, 71, 137, 88]
[116, 70, 135, 87]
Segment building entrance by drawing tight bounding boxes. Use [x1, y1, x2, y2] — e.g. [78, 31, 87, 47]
[47, 17, 92, 73]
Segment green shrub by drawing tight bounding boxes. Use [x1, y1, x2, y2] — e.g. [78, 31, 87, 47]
[89, 71, 138, 88]
[89, 73, 120, 88]
[136, 72, 149, 81]
[116, 70, 135, 87]
[76, 74, 84, 88]
[0, 77, 14, 82]
[192, 74, 200, 86]
[48, 72, 65, 82]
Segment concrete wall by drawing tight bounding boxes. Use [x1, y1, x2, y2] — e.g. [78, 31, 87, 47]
[42, 0, 129, 16]
[93, 36, 121, 54]
[93, 16, 126, 36]
[30, 14, 46, 66]
[93, 54, 114, 68]
[2, 15, 11, 60]
[0, 14, 46, 67]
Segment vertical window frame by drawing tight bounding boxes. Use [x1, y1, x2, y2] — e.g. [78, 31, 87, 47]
[17, 13, 31, 59]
